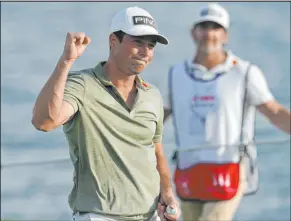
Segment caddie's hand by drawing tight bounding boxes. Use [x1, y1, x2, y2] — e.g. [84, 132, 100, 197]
[61, 32, 91, 62]
[158, 190, 181, 221]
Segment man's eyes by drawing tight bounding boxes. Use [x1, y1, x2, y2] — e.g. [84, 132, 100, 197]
[133, 39, 156, 48]
[134, 39, 143, 44]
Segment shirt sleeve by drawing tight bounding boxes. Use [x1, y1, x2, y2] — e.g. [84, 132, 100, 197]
[153, 91, 164, 143]
[63, 72, 86, 113]
[246, 65, 274, 106]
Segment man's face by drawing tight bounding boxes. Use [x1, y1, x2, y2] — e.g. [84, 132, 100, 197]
[110, 33, 157, 75]
[191, 21, 228, 54]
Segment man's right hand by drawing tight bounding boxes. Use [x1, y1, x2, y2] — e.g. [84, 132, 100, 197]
[61, 32, 91, 62]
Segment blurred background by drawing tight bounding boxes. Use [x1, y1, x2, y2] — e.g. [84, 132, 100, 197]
[1, 2, 290, 221]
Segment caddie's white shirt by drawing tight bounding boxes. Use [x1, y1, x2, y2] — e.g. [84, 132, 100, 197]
[162, 51, 274, 195]
[165, 50, 274, 148]
[163, 51, 274, 110]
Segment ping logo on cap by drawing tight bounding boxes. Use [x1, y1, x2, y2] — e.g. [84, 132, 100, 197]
[132, 16, 157, 29]
[200, 8, 222, 18]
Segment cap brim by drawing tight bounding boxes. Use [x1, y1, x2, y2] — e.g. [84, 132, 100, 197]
[194, 17, 228, 29]
[135, 33, 169, 45]
[156, 34, 169, 45]
[122, 29, 169, 45]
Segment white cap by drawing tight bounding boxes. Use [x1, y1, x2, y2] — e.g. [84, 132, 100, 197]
[110, 6, 169, 45]
[194, 3, 230, 30]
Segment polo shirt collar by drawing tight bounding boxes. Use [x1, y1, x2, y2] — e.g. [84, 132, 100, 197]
[188, 50, 238, 74]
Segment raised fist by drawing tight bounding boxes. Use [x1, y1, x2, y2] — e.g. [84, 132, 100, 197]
[62, 32, 91, 61]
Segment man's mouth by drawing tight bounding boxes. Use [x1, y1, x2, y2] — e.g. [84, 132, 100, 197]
[133, 58, 147, 65]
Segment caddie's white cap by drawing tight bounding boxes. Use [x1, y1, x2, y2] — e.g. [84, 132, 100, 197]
[194, 3, 230, 30]
[110, 6, 169, 45]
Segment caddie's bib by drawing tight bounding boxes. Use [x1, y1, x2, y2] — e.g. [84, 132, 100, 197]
[170, 53, 259, 199]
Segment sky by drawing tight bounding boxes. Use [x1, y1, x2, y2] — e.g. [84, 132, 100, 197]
[1, 2, 290, 220]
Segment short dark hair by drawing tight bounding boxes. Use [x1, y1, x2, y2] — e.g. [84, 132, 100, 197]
[113, 30, 126, 42]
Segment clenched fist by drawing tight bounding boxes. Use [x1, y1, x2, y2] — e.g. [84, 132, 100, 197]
[61, 32, 91, 62]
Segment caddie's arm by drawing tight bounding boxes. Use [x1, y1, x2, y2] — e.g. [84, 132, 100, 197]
[245, 65, 290, 135]
[258, 101, 291, 134]
[32, 32, 91, 132]
[163, 108, 172, 123]
[162, 67, 173, 123]
[163, 86, 172, 123]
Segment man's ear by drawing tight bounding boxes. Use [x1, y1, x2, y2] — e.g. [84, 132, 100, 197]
[191, 26, 198, 42]
[109, 33, 119, 50]
[223, 31, 229, 45]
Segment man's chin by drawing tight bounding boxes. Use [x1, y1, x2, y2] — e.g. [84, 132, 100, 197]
[131, 66, 146, 75]
[198, 46, 223, 54]
[127, 69, 142, 76]
[132, 70, 143, 75]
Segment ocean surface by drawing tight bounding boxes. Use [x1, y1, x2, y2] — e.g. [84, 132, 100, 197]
[1, 2, 290, 221]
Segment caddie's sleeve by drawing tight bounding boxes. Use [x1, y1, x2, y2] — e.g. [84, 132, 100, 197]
[246, 65, 274, 106]
[63, 71, 86, 113]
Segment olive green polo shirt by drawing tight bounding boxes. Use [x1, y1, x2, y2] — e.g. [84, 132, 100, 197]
[63, 62, 164, 220]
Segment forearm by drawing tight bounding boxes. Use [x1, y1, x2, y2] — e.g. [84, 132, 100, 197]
[155, 144, 173, 192]
[259, 101, 291, 135]
[270, 107, 291, 134]
[32, 56, 74, 127]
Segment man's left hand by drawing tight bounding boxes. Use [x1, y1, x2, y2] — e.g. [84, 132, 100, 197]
[157, 189, 180, 221]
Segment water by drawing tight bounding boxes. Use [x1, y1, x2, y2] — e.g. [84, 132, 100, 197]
[1, 2, 290, 220]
